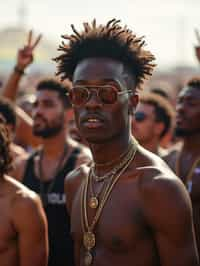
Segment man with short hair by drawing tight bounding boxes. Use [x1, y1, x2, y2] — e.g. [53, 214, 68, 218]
[0, 122, 48, 266]
[12, 78, 90, 266]
[132, 92, 174, 155]
[164, 77, 200, 256]
[55, 19, 198, 266]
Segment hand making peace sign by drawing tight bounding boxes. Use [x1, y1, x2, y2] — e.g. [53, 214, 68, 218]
[17, 30, 42, 70]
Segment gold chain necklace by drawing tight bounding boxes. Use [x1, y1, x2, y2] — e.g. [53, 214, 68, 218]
[91, 138, 138, 182]
[88, 140, 137, 208]
[94, 137, 138, 167]
[81, 142, 138, 266]
[89, 173, 108, 209]
[175, 152, 200, 193]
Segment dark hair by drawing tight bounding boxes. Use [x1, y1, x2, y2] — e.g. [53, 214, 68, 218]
[0, 96, 16, 128]
[187, 77, 200, 89]
[139, 92, 175, 138]
[151, 88, 169, 99]
[55, 19, 156, 90]
[0, 123, 12, 176]
[36, 79, 71, 109]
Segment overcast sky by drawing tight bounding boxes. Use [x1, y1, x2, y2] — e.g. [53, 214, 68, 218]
[1, 0, 200, 69]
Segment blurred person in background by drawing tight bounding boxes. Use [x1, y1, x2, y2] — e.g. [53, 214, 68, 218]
[3, 31, 91, 266]
[132, 91, 175, 156]
[11, 78, 91, 266]
[0, 96, 28, 161]
[164, 77, 200, 256]
[150, 88, 176, 149]
[2, 30, 42, 150]
[0, 121, 48, 266]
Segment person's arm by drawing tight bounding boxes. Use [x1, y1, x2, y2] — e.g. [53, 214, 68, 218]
[194, 29, 200, 64]
[141, 173, 199, 266]
[3, 30, 42, 101]
[12, 192, 48, 266]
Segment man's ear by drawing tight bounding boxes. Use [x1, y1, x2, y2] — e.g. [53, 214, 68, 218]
[128, 94, 139, 115]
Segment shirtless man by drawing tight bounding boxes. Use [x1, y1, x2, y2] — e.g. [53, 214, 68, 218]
[0, 122, 48, 266]
[164, 77, 200, 256]
[55, 19, 199, 266]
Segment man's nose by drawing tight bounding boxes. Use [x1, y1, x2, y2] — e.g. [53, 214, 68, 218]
[85, 90, 102, 108]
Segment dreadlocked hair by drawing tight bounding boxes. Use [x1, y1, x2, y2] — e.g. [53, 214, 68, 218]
[0, 123, 12, 176]
[54, 19, 156, 89]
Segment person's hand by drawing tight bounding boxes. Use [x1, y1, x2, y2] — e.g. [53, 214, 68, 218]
[194, 28, 200, 63]
[16, 30, 42, 70]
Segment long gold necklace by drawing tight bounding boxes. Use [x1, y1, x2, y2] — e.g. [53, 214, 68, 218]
[88, 140, 137, 209]
[89, 174, 108, 209]
[175, 152, 200, 193]
[91, 138, 138, 183]
[81, 141, 138, 266]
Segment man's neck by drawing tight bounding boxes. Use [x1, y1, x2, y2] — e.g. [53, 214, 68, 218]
[141, 139, 159, 155]
[182, 133, 200, 155]
[41, 131, 67, 158]
[90, 133, 132, 168]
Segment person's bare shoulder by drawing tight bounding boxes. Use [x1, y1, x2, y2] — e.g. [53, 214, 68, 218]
[4, 175, 41, 207]
[4, 175, 46, 228]
[10, 154, 29, 182]
[67, 137, 92, 167]
[136, 151, 192, 235]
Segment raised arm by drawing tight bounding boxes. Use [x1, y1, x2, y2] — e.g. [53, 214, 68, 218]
[3, 30, 42, 101]
[12, 192, 48, 266]
[194, 29, 200, 64]
[142, 174, 199, 266]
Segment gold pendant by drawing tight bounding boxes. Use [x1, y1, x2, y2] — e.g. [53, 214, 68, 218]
[89, 197, 99, 209]
[84, 251, 93, 266]
[83, 231, 96, 250]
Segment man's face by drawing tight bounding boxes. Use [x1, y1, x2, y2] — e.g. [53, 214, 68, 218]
[72, 57, 137, 144]
[132, 102, 161, 145]
[32, 90, 66, 138]
[175, 86, 200, 137]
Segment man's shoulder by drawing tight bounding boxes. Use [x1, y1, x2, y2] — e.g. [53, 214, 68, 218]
[11, 149, 39, 181]
[67, 138, 92, 166]
[65, 163, 89, 187]
[136, 148, 191, 220]
[5, 175, 37, 198]
[4, 175, 41, 212]
[136, 146, 185, 201]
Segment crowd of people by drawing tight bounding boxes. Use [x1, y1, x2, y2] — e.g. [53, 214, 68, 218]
[0, 19, 200, 266]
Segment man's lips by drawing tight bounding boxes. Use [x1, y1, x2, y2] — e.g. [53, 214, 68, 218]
[81, 115, 105, 129]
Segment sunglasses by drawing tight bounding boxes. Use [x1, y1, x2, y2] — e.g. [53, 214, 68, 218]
[67, 85, 132, 106]
[134, 111, 147, 122]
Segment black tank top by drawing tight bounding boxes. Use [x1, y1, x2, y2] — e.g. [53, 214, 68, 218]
[23, 148, 80, 266]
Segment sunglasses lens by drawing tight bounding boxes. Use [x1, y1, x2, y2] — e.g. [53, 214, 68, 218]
[69, 87, 88, 106]
[134, 112, 146, 122]
[100, 86, 118, 104]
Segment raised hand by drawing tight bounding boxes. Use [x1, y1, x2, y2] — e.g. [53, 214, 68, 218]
[17, 30, 42, 70]
[194, 28, 200, 63]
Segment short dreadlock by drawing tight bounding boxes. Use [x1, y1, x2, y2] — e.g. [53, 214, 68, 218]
[55, 19, 156, 89]
[0, 123, 12, 176]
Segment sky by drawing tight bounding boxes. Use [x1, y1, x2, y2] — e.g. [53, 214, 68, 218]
[1, 0, 200, 69]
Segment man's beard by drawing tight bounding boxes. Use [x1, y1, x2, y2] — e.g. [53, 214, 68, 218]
[33, 115, 64, 138]
[175, 126, 200, 137]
